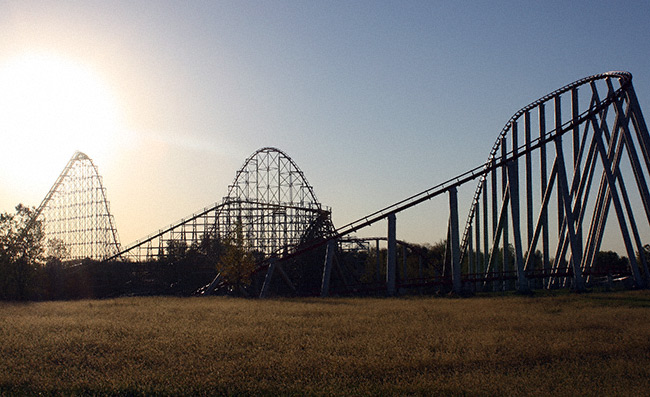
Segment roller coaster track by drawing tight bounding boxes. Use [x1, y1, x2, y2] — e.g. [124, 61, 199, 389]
[258, 71, 650, 295]
[31, 71, 650, 296]
[459, 71, 633, 263]
[106, 147, 333, 263]
[334, 72, 634, 240]
[32, 151, 121, 261]
[105, 199, 330, 262]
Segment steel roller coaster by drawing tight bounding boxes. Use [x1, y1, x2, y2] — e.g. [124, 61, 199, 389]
[32, 71, 650, 296]
[106, 147, 333, 263]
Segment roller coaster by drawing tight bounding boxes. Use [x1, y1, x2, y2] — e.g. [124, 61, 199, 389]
[31, 71, 650, 296]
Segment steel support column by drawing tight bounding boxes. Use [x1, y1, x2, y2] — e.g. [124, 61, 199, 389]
[539, 103, 550, 283]
[320, 240, 336, 297]
[525, 111, 533, 246]
[501, 136, 509, 290]
[402, 244, 407, 282]
[386, 213, 397, 296]
[375, 239, 381, 283]
[482, 178, 489, 285]
[259, 258, 276, 298]
[449, 186, 462, 294]
[554, 135, 585, 291]
[594, 133, 646, 288]
[508, 162, 529, 292]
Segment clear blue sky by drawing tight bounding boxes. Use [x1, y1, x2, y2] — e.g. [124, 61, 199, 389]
[1, 1, 650, 249]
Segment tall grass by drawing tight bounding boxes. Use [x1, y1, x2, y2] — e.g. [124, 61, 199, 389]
[1, 291, 650, 395]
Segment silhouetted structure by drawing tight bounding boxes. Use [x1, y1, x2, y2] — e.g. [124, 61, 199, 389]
[30, 71, 650, 296]
[33, 152, 121, 261]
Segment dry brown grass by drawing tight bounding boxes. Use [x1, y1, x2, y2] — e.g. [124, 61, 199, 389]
[1, 291, 650, 395]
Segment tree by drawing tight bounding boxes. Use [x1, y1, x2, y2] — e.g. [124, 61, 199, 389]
[593, 251, 628, 276]
[217, 224, 255, 293]
[46, 238, 68, 261]
[637, 245, 650, 279]
[198, 233, 224, 260]
[0, 204, 46, 300]
[165, 239, 188, 262]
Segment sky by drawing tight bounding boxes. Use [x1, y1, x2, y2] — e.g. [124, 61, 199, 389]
[1, 1, 650, 250]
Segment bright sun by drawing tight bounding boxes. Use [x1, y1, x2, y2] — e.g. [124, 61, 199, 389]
[0, 50, 123, 191]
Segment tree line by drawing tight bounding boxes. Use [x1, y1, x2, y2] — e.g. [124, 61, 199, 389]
[0, 205, 259, 300]
[1, 204, 646, 300]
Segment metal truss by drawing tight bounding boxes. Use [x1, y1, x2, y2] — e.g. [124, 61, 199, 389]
[34, 151, 121, 262]
[53, 70, 648, 297]
[312, 71, 650, 295]
[110, 147, 333, 262]
[458, 71, 650, 292]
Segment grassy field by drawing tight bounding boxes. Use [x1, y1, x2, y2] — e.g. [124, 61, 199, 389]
[1, 291, 650, 396]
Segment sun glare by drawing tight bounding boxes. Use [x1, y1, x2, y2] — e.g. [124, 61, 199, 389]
[0, 51, 123, 191]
